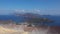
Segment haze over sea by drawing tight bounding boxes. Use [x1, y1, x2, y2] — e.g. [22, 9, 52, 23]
[0, 15, 60, 26]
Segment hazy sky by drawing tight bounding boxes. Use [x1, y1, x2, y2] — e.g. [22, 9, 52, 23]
[0, 0, 60, 15]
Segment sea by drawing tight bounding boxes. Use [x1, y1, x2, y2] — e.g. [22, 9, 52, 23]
[0, 15, 60, 26]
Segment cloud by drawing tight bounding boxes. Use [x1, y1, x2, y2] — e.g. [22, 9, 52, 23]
[0, 10, 15, 15]
[0, 9, 60, 15]
[14, 9, 26, 14]
[33, 9, 40, 14]
[14, 9, 41, 14]
[40, 10, 60, 15]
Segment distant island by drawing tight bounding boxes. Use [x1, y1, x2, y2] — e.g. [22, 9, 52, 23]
[0, 13, 54, 27]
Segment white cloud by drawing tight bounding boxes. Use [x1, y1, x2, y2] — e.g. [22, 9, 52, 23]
[0, 10, 15, 15]
[40, 10, 60, 15]
[30, 9, 41, 14]
[0, 9, 60, 15]
[14, 9, 26, 13]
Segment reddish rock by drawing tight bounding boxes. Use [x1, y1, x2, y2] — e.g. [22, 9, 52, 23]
[48, 26, 60, 34]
